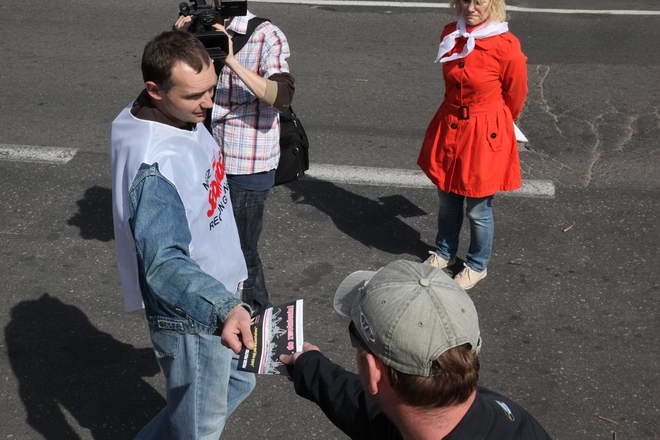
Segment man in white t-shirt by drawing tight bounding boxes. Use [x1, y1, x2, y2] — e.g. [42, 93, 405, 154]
[110, 31, 255, 439]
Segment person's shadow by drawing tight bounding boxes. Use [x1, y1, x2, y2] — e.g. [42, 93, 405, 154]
[67, 186, 114, 242]
[5, 294, 163, 439]
[287, 178, 431, 257]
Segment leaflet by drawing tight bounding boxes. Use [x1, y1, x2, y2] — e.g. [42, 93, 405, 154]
[238, 300, 304, 375]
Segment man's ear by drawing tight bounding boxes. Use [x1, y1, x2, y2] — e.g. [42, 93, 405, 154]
[145, 81, 165, 102]
[364, 353, 388, 396]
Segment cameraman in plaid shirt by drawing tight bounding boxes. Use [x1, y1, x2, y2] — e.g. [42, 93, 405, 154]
[176, 11, 295, 315]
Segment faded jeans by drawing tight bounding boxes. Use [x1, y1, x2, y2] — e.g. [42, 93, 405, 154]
[434, 190, 494, 272]
[135, 330, 256, 440]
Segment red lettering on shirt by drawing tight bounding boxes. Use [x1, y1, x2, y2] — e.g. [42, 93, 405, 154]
[206, 156, 226, 217]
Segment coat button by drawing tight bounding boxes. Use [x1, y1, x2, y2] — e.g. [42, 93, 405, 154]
[456, 84, 461, 89]
[459, 61, 465, 68]
[490, 133, 497, 138]
[451, 123, 458, 129]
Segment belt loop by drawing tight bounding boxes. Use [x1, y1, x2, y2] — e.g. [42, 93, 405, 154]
[460, 106, 470, 120]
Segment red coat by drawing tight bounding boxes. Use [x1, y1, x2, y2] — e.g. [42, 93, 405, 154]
[418, 22, 528, 198]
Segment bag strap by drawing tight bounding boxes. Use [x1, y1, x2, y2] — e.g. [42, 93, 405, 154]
[231, 17, 270, 55]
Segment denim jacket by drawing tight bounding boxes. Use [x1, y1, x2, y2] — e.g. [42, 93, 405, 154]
[129, 163, 246, 335]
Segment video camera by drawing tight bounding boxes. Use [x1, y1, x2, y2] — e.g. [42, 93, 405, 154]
[178, 0, 247, 67]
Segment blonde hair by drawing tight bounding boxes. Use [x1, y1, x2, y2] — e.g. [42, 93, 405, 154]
[450, 0, 507, 23]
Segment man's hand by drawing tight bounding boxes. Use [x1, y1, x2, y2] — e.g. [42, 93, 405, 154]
[220, 305, 254, 354]
[173, 15, 193, 31]
[279, 342, 320, 366]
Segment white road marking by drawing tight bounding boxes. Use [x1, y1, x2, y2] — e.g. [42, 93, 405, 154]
[0, 145, 554, 198]
[253, 0, 660, 15]
[506, 5, 660, 15]
[305, 163, 556, 198]
[0, 144, 78, 164]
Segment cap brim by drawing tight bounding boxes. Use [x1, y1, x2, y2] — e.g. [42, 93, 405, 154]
[333, 270, 376, 319]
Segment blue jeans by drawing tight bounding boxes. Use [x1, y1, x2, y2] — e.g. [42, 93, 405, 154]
[135, 330, 256, 440]
[434, 190, 494, 272]
[229, 185, 271, 315]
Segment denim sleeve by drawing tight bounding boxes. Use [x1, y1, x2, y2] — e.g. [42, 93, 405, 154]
[128, 163, 244, 326]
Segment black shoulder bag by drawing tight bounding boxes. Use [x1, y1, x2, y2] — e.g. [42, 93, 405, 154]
[231, 17, 310, 186]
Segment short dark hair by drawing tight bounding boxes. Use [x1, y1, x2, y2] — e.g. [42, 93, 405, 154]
[141, 31, 211, 90]
[388, 344, 479, 408]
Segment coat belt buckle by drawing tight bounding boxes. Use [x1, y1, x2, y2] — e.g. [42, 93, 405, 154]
[459, 106, 470, 120]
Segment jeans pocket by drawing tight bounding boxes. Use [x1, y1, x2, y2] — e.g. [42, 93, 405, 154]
[150, 329, 181, 360]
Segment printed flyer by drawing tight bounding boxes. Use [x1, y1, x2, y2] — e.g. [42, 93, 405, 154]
[238, 300, 304, 375]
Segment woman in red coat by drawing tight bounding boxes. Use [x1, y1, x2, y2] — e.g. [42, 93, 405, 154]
[418, 0, 528, 289]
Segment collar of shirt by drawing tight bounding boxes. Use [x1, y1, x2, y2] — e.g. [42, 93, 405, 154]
[130, 90, 195, 131]
[445, 387, 495, 439]
[227, 10, 256, 35]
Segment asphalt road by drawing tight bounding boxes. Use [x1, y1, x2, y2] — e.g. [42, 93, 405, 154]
[1, 1, 659, 439]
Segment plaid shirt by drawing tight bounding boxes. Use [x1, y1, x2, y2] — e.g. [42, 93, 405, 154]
[211, 11, 291, 175]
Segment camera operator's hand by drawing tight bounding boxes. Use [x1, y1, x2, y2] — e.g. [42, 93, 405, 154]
[174, 15, 193, 31]
[211, 22, 276, 107]
[211, 24, 234, 59]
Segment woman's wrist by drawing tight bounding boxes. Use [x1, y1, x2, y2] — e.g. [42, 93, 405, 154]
[223, 55, 238, 70]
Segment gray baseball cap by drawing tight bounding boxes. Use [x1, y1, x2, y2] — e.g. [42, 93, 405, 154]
[333, 260, 481, 376]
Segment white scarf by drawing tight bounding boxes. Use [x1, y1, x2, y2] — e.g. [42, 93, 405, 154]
[435, 17, 509, 63]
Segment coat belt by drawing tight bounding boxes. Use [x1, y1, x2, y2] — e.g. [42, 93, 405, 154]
[441, 101, 506, 120]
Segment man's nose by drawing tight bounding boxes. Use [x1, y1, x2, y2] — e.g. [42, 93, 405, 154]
[201, 93, 213, 109]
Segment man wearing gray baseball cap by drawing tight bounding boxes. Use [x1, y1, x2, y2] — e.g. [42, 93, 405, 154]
[281, 260, 550, 439]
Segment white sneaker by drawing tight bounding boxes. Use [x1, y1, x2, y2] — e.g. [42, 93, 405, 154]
[454, 266, 487, 290]
[423, 251, 450, 269]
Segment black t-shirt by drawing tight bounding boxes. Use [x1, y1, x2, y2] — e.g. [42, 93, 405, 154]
[293, 351, 551, 439]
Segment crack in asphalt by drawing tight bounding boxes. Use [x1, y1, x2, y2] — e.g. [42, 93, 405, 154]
[583, 116, 603, 188]
[526, 71, 655, 188]
[582, 101, 649, 187]
[601, 101, 639, 153]
[616, 113, 639, 153]
[537, 65, 564, 137]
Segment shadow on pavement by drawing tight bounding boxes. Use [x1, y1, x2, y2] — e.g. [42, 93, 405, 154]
[287, 178, 431, 257]
[68, 186, 114, 242]
[5, 294, 163, 439]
